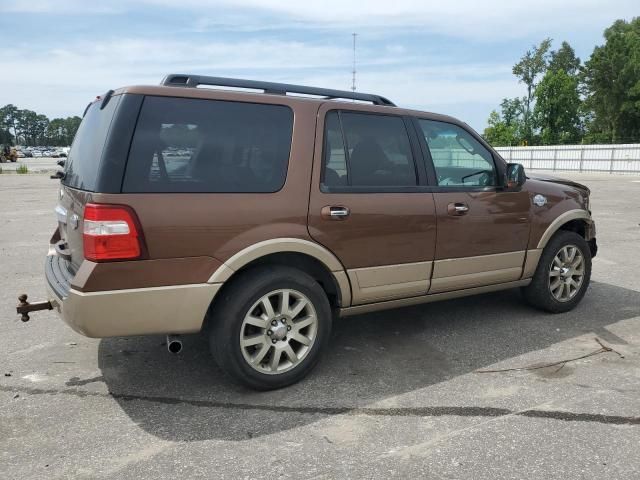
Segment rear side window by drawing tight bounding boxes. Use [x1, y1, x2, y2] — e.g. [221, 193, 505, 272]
[322, 111, 417, 189]
[123, 96, 293, 193]
[63, 96, 121, 191]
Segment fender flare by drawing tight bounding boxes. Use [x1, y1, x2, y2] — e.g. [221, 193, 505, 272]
[207, 238, 352, 306]
[536, 209, 592, 249]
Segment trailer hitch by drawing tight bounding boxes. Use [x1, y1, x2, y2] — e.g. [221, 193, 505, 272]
[16, 294, 52, 322]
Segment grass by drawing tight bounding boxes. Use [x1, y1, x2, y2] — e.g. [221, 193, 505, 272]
[16, 164, 28, 174]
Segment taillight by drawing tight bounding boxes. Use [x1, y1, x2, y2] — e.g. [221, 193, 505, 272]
[83, 203, 143, 262]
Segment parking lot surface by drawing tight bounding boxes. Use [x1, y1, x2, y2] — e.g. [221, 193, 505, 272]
[0, 157, 60, 173]
[1, 173, 639, 479]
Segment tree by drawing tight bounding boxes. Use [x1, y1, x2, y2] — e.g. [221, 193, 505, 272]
[0, 128, 12, 145]
[582, 18, 640, 143]
[534, 69, 582, 144]
[512, 38, 552, 143]
[17, 110, 39, 146]
[549, 41, 580, 75]
[0, 104, 20, 143]
[484, 110, 518, 146]
[0, 104, 81, 146]
[63, 116, 81, 145]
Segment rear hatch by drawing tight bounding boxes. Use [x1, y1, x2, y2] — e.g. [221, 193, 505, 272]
[55, 94, 122, 271]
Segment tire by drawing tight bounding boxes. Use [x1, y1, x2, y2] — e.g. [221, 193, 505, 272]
[522, 230, 592, 313]
[209, 265, 332, 390]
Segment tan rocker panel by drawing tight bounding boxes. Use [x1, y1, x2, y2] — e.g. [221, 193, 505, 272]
[430, 251, 525, 293]
[341, 279, 532, 316]
[348, 261, 433, 305]
[207, 238, 352, 306]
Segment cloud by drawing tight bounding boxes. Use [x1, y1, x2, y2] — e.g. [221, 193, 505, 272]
[4, 1, 637, 40]
[0, 0, 123, 14]
[140, 0, 639, 40]
[0, 37, 518, 130]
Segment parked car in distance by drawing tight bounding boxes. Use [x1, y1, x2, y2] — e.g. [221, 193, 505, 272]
[27, 74, 596, 390]
[32, 151, 42, 158]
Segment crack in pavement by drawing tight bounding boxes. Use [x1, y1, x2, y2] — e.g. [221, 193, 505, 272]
[1, 383, 638, 425]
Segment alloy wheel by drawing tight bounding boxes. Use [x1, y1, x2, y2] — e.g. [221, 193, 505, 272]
[240, 289, 318, 374]
[548, 245, 585, 302]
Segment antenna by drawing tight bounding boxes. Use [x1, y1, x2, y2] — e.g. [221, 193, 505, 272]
[351, 33, 357, 93]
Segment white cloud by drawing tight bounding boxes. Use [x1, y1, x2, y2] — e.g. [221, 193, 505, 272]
[0, 37, 518, 129]
[141, 0, 638, 40]
[0, 0, 122, 14]
[4, 1, 637, 40]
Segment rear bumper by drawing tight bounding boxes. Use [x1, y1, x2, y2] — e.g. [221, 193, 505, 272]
[45, 253, 221, 338]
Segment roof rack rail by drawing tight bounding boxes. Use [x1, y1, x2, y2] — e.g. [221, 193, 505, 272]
[160, 74, 396, 106]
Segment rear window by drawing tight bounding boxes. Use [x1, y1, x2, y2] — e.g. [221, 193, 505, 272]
[63, 96, 121, 191]
[122, 96, 293, 193]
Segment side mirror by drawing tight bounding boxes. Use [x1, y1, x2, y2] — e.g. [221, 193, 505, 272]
[505, 163, 526, 190]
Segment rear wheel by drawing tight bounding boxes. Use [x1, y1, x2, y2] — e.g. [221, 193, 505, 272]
[209, 266, 332, 390]
[523, 230, 591, 313]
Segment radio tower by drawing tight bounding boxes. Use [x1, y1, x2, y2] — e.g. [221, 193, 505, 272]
[351, 33, 357, 92]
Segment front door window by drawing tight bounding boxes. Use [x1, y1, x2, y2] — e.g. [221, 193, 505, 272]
[418, 119, 497, 187]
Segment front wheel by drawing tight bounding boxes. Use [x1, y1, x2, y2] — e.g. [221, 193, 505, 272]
[209, 266, 332, 390]
[523, 230, 592, 313]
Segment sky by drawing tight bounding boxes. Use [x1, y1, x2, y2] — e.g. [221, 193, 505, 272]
[0, 0, 637, 131]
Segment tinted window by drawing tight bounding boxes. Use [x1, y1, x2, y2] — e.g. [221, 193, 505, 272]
[123, 96, 293, 193]
[63, 96, 121, 191]
[419, 119, 497, 187]
[322, 112, 348, 186]
[323, 111, 417, 188]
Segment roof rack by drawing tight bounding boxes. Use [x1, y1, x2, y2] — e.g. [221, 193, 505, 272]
[160, 74, 396, 107]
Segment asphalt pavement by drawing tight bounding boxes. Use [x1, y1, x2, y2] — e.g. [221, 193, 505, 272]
[1, 173, 639, 479]
[0, 157, 60, 173]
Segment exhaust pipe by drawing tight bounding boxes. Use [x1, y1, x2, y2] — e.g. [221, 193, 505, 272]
[166, 334, 183, 354]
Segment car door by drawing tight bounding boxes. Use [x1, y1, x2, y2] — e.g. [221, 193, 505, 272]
[308, 105, 437, 306]
[414, 117, 531, 293]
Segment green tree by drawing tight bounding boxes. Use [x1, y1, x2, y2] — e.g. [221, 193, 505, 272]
[549, 41, 580, 75]
[17, 110, 38, 146]
[582, 18, 640, 143]
[484, 111, 517, 146]
[63, 116, 81, 145]
[484, 97, 526, 146]
[0, 104, 21, 143]
[512, 38, 552, 143]
[0, 128, 12, 145]
[534, 69, 582, 144]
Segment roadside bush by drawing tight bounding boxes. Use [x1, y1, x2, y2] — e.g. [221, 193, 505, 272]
[16, 164, 28, 174]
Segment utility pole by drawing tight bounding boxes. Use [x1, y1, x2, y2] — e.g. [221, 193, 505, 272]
[351, 33, 357, 92]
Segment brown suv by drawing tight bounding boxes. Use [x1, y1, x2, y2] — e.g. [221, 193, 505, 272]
[21, 74, 597, 389]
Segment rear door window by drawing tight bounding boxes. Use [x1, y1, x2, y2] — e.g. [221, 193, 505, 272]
[63, 96, 121, 191]
[122, 96, 293, 193]
[322, 111, 417, 189]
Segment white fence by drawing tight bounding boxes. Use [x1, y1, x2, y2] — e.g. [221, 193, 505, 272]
[494, 144, 640, 174]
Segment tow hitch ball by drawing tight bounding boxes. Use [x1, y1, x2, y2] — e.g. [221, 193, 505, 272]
[16, 294, 52, 322]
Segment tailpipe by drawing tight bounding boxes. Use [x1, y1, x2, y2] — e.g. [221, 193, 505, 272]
[166, 334, 183, 354]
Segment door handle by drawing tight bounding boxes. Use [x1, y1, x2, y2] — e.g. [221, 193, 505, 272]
[447, 202, 469, 216]
[321, 205, 350, 220]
